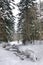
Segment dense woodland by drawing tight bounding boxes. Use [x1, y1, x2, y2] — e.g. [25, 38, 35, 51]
[0, 0, 43, 44]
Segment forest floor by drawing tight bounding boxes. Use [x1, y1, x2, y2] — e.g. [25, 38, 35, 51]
[0, 41, 43, 65]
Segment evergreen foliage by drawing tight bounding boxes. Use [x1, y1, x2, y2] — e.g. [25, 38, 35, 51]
[0, 0, 15, 41]
[17, 0, 40, 44]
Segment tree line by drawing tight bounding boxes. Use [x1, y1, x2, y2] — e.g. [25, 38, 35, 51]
[0, 0, 42, 44]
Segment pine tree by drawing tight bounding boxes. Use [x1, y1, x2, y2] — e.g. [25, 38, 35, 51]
[17, 0, 40, 44]
[30, 20, 40, 41]
[0, 0, 15, 42]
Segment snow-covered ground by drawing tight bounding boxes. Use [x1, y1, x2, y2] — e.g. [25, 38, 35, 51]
[8, 40, 22, 45]
[0, 41, 43, 65]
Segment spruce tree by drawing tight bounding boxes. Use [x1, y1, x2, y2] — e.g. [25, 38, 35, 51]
[17, 0, 40, 44]
[0, 0, 15, 42]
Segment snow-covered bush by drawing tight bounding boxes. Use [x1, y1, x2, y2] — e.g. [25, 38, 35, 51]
[2, 43, 11, 49]
[2, 43, 7, 48]
[24, 49, 37, 61]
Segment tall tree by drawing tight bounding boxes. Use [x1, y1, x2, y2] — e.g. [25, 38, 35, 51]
[17, 0, 40, 44]
[0, 0, 15, 42]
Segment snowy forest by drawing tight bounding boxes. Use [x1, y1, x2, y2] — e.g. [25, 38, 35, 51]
[0, 0, 43, 65]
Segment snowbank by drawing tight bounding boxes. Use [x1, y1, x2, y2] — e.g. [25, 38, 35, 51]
[9, 40, 22, 45]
